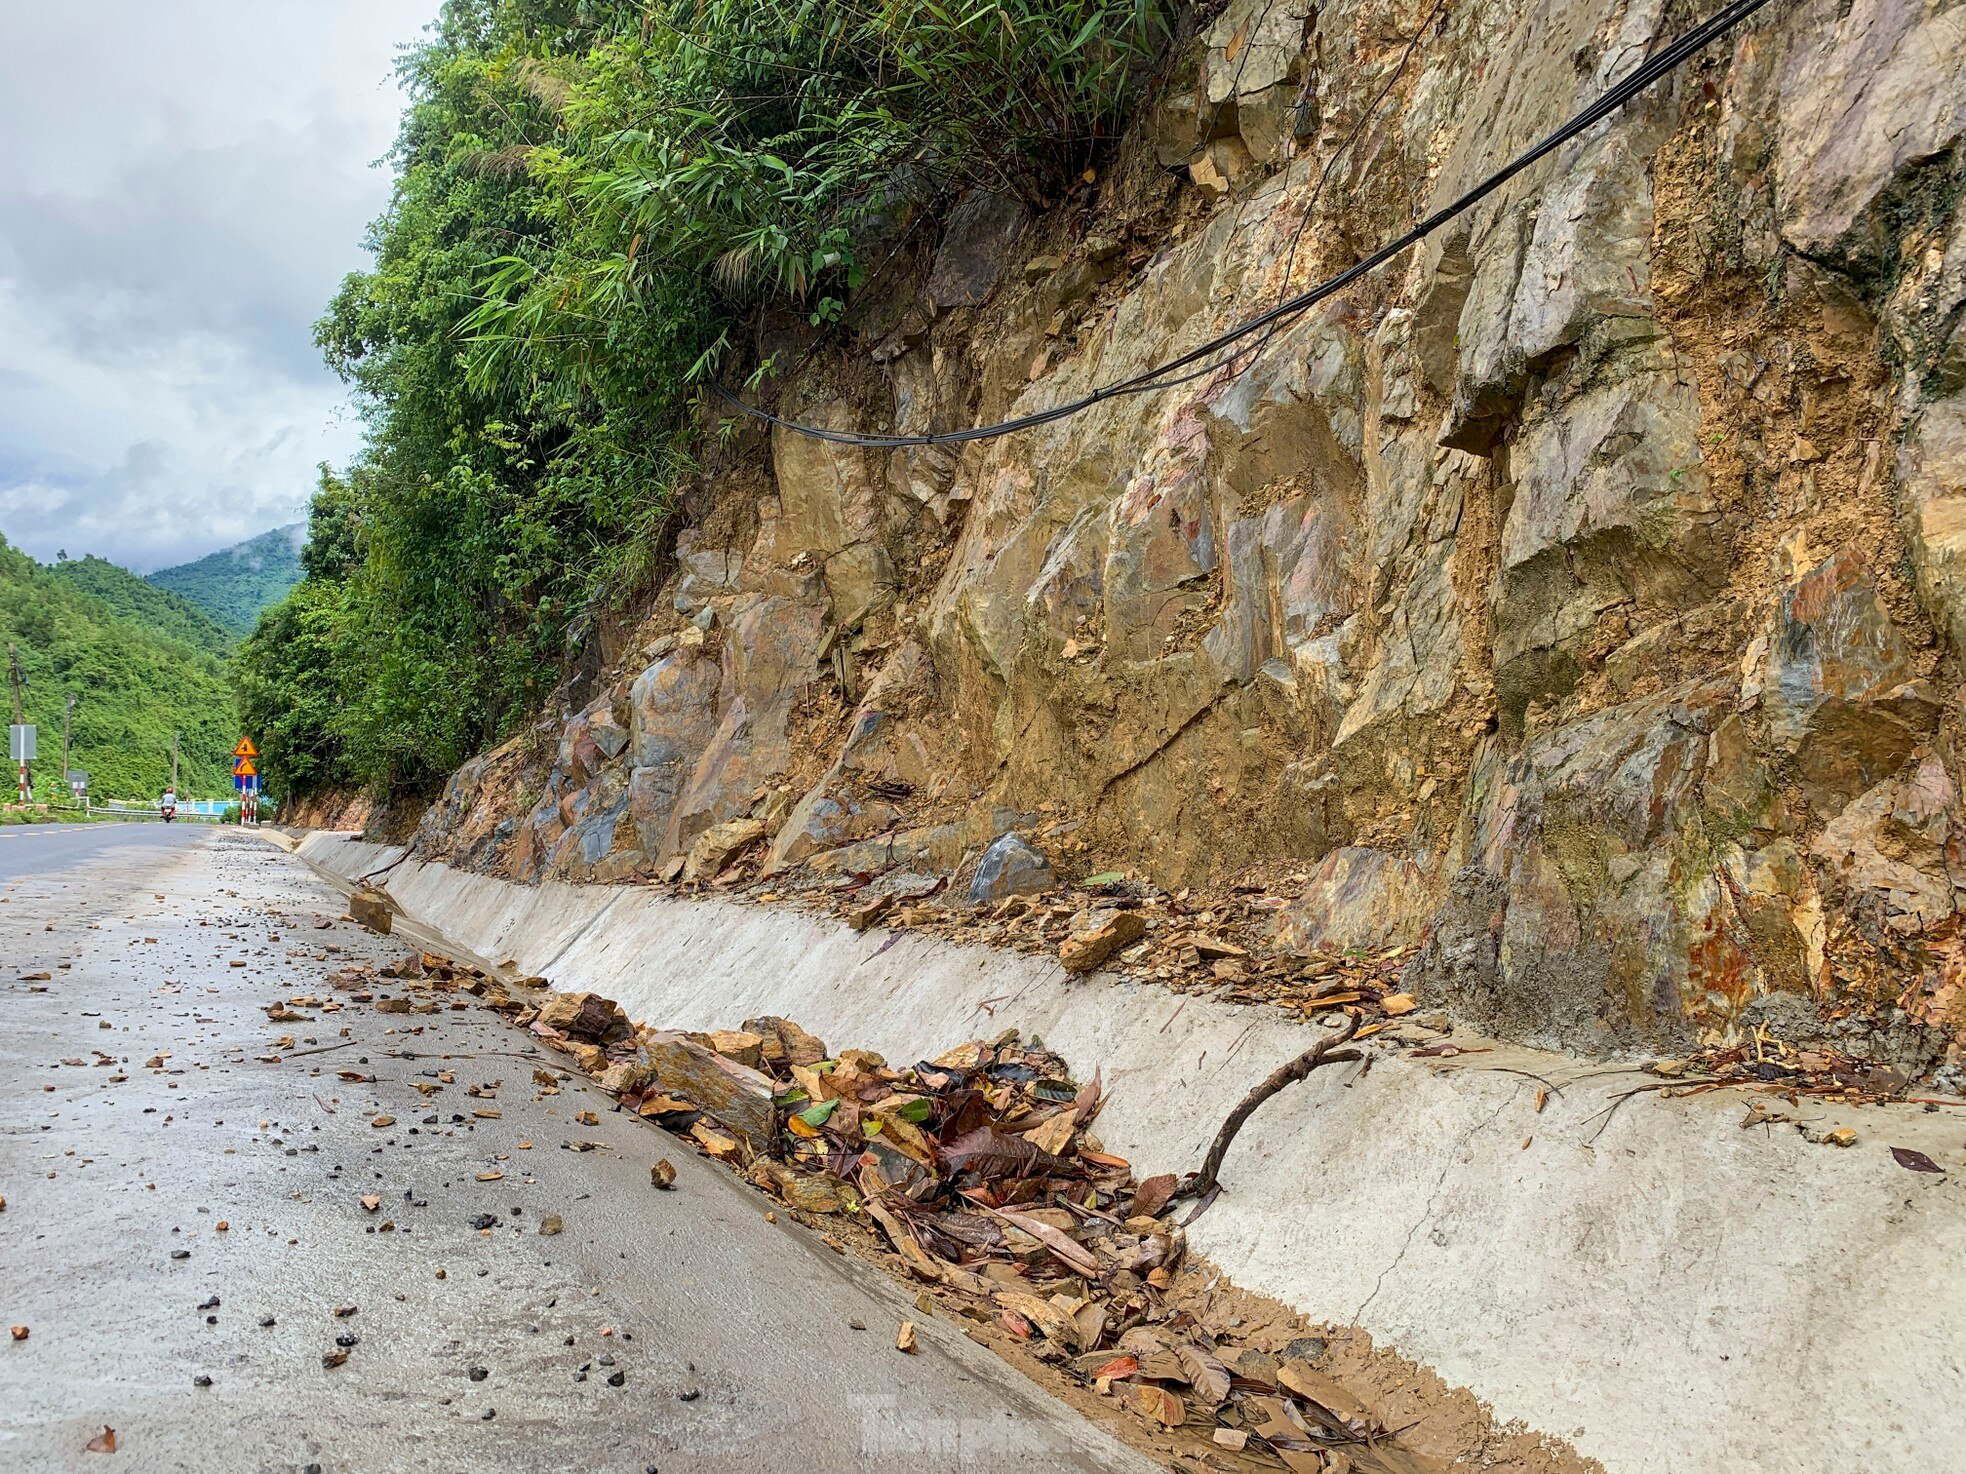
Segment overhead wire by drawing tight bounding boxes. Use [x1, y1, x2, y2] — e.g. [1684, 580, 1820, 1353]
[710, 0, 1774, 449]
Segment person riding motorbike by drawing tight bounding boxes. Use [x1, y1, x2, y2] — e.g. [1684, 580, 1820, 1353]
[160, 787, 176, 823]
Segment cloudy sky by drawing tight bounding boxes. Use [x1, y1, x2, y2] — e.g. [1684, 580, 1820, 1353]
[0, 1, 438, 573]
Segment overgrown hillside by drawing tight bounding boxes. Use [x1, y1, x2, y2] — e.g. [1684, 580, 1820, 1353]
[236, 0, 1167, 800]
[147, 525, 303, 635]
[0, 537, 237, 799]
[49, 554, 236, 657]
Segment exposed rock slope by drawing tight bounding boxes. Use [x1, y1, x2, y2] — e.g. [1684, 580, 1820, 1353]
[408, 0, 1966, 1071]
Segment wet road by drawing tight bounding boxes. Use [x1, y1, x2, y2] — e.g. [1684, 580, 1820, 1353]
[0, 829, 1153, 1473]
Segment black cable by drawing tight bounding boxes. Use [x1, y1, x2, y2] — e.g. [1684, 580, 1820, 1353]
[713, 0, 1773, 448]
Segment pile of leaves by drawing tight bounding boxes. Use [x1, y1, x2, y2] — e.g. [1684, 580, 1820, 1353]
[585, 1012, 1447, 1471]
[1651, 1038, 1933, 1104]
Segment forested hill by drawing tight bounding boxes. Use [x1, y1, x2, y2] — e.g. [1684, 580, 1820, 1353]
[147, 525, 303, 635]
[0, 537, 236, 800]
[48, 554, 235, 656]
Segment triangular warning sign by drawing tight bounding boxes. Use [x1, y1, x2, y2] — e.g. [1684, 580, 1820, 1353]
[233, 737, 259, 759]
[233, 757, 258, 778]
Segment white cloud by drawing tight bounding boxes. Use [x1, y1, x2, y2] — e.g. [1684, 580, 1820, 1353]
[0, 0, 437, 571]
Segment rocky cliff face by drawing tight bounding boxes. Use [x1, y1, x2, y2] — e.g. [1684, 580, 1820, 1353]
[406, 0, 1966, 1074]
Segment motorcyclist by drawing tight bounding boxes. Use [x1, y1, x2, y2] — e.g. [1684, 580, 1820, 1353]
[160, 787, 176, 823]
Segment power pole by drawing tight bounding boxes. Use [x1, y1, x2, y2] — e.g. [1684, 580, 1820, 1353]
[7, 644, 27, 803]
[170, 731, 180, 794]
[61, 692, 76, 808]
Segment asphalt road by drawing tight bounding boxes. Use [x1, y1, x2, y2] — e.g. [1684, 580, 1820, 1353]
[0, 820, 204, 884]
[0, 829, 1154, 1473]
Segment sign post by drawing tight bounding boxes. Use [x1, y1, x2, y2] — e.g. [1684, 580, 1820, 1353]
[9, 723, 35, 804]
[233, 739, 260, 824]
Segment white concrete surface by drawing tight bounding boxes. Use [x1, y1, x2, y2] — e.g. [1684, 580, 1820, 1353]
[299, 832, 1966, 1474]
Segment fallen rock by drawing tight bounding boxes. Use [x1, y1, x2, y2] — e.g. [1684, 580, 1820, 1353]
[645, 1031, 777, 1152]
[682, 818, 767, 882]
[845, 892, 895, 931]
[347, 886, 395, 935]
[743, 1015, 828, 1068]
[597, 1061, 653, 1094]
[708, 1030, 765, 1069]
[534, 991, 630, 1043]
[1059, 909, 1148, 973]
[968, 833, 1053, 905]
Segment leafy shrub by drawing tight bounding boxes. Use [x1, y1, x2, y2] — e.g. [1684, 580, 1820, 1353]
[243, 0, 1169, 800]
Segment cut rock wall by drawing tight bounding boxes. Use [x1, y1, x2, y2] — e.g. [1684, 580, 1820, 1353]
[406, 0, 1966, 1066]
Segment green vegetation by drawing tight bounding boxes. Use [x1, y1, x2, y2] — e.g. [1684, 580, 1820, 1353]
[0, 536, 237, 801]
[146, 525, 304, 636]
[238, 0, 1168, 802]
[49, 554, 236, 656]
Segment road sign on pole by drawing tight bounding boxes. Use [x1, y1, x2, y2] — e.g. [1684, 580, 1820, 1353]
[9, 724, 33, 803]
[233, 737, 259, 759]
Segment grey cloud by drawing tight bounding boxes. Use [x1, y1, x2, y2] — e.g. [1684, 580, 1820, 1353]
[0, 1, 435, 572]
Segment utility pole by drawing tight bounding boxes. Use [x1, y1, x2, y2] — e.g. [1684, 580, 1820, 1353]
[61, 692, 76, 809]
[7, 644, 27, 803]
[170, 731, 180, 794]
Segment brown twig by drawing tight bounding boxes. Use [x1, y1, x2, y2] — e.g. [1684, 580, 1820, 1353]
[1582, 1077, 1727, 1145]
[283, 1039, 363, 1059]
[1188, 1015, 1363, 1198]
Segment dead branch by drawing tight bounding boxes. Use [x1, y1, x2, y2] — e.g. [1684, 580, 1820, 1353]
[1188, 1014, 1363, 1198]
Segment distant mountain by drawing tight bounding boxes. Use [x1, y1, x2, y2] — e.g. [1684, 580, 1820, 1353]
[0, 535, 237, 800]
[147, 524, 304, 635]
[48, 554, 235, 656]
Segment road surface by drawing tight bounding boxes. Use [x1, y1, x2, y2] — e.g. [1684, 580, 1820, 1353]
[0, 827, 1154, 1473]
[0, 820, 203, 885]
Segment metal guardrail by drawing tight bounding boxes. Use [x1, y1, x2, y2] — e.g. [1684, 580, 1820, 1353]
[94, 802, 234, 824]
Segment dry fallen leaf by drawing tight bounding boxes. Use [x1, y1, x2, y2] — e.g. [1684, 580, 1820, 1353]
[1129, 1173, 1177, 1219]
[895, 1320, 918, 1354]
[476, 1172, 503, 1182]
[574, 1110, 598, 1126]
[84, 1426, 116, 1454]
[1124, 1383, 1185, 1427]
[1380, 992, 1417, 1016]
[1175, 1341, 1233, 1406]
[1891, 1146, 1945, 1174]
[370, 1116, 395, 1129]
[689, 1122, 741, 1159]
